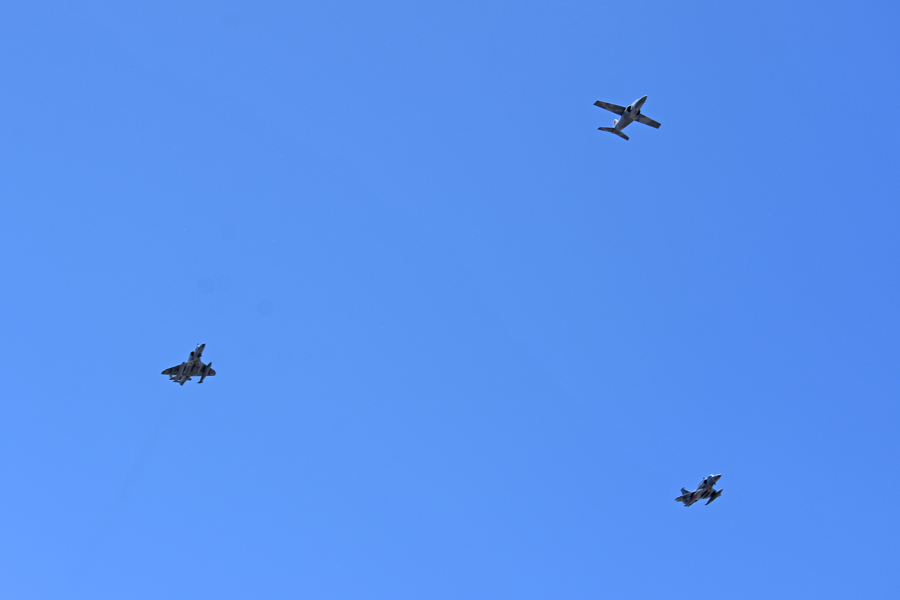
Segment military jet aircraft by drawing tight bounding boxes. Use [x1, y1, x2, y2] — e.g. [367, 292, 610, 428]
[675, 474, 723, 506]
[161, 343, 216, 385]
[594, 95, 660, 140]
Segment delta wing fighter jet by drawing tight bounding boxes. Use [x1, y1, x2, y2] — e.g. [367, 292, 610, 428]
[594, 95, 660, 140]
[161, 343, 216, 386]
[675, 474, 723, 506]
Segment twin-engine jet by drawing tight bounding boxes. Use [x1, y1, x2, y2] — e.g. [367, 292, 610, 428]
[161, 343, 216, 385]
[675, 474, 723, 506]
[594, 95, 660, 140]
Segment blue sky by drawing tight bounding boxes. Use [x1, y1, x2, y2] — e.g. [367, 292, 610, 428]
[1, 1, 898, 598]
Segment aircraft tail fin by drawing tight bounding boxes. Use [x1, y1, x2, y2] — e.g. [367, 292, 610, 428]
[681, 487, 690, 496]
[598, 127, 629, 141]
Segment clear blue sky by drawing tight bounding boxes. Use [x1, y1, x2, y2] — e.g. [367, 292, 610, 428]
[1, 1, 898, 598]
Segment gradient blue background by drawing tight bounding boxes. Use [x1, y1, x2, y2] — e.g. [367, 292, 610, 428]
[1, 1, 898, 597]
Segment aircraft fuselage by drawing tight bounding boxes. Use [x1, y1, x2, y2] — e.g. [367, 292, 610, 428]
[613, 95, 647, 132]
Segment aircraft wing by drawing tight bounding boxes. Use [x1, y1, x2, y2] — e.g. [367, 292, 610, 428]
[636, 113, 661, 128]
[161, 365, 181, 376]
[594, 100, 625, 115]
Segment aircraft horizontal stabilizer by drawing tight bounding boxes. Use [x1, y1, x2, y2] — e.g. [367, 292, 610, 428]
[598, 127, 628, 140]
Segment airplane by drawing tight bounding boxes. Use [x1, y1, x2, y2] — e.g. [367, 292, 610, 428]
[161, 343, 216, 386]
[675, 474, 723, 506]
[594, 95, 660, 140]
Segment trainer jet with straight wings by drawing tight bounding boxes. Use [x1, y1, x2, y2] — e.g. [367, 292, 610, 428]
[162, 343, 216, 385]
[675, 474, 723, 506]
[594, 95, 660, 140]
